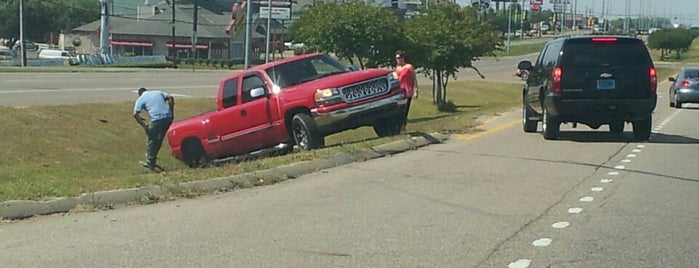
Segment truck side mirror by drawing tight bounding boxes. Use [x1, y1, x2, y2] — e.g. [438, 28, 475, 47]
[517, 60, 533, 71]
[668, 77, 675, 82]
[250, 87, 267, 98]
[348, 65, 360, 71]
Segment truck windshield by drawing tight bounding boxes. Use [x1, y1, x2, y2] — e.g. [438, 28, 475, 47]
[265, 54, 348, 89]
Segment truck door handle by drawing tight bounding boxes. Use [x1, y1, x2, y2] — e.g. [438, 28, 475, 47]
[241, 110, 247, 116]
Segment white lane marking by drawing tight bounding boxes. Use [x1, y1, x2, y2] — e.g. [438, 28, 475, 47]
[568, 207, 583, 214]
[636, 145, 645, 148]
[627, 154, 636, 158]
[615, 165, 625, 170]
[608, 172, 619, 176]
[532, 238, 552, 247]
[591, 187, 604, 192]
[0, 85, 216, 94]
[580, 196, 594, 202]
[621, 159, 631, 163]
[508, 259, 532, 268]
[551, 221, 570, 229]
[632, 149, 642, 153]
[601, 179, 613, 183]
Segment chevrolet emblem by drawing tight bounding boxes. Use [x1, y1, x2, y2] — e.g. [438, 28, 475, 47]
[600, 73, 613, 78]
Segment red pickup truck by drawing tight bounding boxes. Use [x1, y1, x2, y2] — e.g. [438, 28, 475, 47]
[166, 53, 408, 167]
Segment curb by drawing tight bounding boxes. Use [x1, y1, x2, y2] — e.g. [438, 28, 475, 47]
[0, 132, 448, 220]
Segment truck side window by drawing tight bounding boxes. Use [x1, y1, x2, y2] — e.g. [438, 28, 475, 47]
[222, 78, 239, 108]
[242, 75, 267, 103]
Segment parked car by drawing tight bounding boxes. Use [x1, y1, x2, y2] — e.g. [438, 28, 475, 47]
[518, 36, 657, 140]
[0, 49, 13, 60]
[668, 67, 699, 108]
[12, 40, 37, 51]
[38, 49, 77, 64]
[167, 52, 408, 167]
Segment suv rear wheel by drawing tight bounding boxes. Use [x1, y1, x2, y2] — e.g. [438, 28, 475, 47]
[632, 115, 652, 140]
[609, 121, 624, 133]
[523, 101, 538, 133]
[542, 107, 559, 140]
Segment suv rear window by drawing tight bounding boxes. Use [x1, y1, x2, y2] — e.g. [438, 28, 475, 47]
[560, 38, 651, 67]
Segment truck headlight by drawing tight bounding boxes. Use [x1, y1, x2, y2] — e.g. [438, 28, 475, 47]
[314, 88, 343, 106]
[388, 73, 400, 90]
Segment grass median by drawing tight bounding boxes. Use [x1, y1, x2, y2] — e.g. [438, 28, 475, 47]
[0, 80, 521, 202]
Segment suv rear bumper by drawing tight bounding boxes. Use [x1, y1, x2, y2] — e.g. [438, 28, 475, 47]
[545, 95, 657, 122]
[311, 93, 408, 135]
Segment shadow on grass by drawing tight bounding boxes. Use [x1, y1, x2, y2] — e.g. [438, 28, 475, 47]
[408, 114, 454, 124]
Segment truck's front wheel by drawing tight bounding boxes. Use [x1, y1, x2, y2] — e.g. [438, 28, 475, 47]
[373, 115, 403, 137]
[292, 113, 324, 150]
[182, 138, 208, 168]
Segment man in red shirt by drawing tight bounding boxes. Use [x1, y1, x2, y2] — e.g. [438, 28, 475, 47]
[394, 50, 418, 131]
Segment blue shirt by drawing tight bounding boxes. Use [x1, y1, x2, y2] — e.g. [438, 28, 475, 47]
[133, 90, 172, 121]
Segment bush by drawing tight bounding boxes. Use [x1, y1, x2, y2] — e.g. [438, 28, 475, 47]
[227, 60, 235, 69]
[184, 58, 194, 65]
[220, 60, 226, 69]
[210, 59, 219, 68]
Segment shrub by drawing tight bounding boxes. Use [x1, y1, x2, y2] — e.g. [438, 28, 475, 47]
[227, 60, 235, 69]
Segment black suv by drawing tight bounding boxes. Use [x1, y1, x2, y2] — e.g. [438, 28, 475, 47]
[517, 36, 657, 140]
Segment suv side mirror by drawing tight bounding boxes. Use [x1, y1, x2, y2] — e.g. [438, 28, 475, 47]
[668, 77, 676, 82]
[250, 87, 267, 98]
[517, 60, 533, 71]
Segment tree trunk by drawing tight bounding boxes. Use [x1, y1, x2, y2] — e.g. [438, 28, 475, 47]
[436, 71, 443, 104]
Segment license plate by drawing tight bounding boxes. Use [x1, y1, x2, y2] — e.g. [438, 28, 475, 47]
[597, 79, 615, 90]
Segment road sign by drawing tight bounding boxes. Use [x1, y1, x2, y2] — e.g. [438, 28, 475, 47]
[531, 0, 543, 4]
[259, 7, 291, 20]
[531, 5, 541, 11]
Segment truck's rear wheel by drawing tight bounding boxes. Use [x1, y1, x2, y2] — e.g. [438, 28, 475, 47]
[182, 139, 208, 168]
[522, 101, 538, 133]
[609, 121, 624, 133]
[632, 115, 652, 141]
[292, 113, 324, 150]
[542, 107, 559, 140]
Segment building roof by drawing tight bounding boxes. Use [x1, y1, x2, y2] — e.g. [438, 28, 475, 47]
[73, 4, 233, 39]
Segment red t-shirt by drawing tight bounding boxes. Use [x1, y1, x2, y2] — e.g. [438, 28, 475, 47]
[396, 64, 416, 98]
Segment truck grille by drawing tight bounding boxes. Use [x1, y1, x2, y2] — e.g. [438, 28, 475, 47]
[340, 78, 389, 103]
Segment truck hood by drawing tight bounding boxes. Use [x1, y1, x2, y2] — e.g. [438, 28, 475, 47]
[289, 68, 393, 90]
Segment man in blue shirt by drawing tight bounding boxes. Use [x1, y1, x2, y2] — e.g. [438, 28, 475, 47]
[133, 87, 175, 171]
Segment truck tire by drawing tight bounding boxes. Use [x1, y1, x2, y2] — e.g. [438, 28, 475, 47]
[373, 115, 403, 137]
[632, 115, 652, 141]
[292, 113, 324, 150]
[182, 138, 208, 168]
[522, 101, 537, 133]
[609, 121, 624, 133]
[542, 107, 559, 140]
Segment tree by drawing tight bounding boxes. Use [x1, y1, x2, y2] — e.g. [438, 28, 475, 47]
[648, 28, 696, 60]
[404, 3, 501, 105]
[0, 0, 99, 43]
[288, 0, 403, 69]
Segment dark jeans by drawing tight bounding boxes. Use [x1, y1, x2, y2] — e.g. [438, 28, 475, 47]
[402, 97, 412, 127]
[145, 117, 173, 168]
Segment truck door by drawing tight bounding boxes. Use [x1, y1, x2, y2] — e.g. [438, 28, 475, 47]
[230, 73, 276, 153]
[212, 76, 248, 156]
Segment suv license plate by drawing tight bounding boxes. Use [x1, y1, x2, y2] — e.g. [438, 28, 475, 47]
[597, 79, 615, 90]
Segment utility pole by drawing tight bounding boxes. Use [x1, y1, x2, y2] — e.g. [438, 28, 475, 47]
[19, 0, 26, 67]
[99, 0, 110, 55]
[244, 0, 253, 68]
[506, 4, 512, 55]
[520, 0, 524, 40]
[192, 0, 198, 72]
[171, 0, 176, 68]
[265, 0, 272, 63]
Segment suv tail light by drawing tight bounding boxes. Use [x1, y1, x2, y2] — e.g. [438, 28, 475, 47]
[551, 67, 562, 94]
[679, 79, 691, 89]
[649, 67, 657, 93]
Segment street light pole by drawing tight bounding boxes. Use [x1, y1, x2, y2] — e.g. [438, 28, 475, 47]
[171, 0, 176, 68]
[19, 0, 26, 67]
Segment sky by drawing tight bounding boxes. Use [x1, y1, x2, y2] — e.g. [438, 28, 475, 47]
[455, 0, 699, 26]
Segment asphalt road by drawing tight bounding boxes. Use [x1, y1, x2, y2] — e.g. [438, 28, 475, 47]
[1, 80, 698, 267]
[0, 53, 534, 107]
